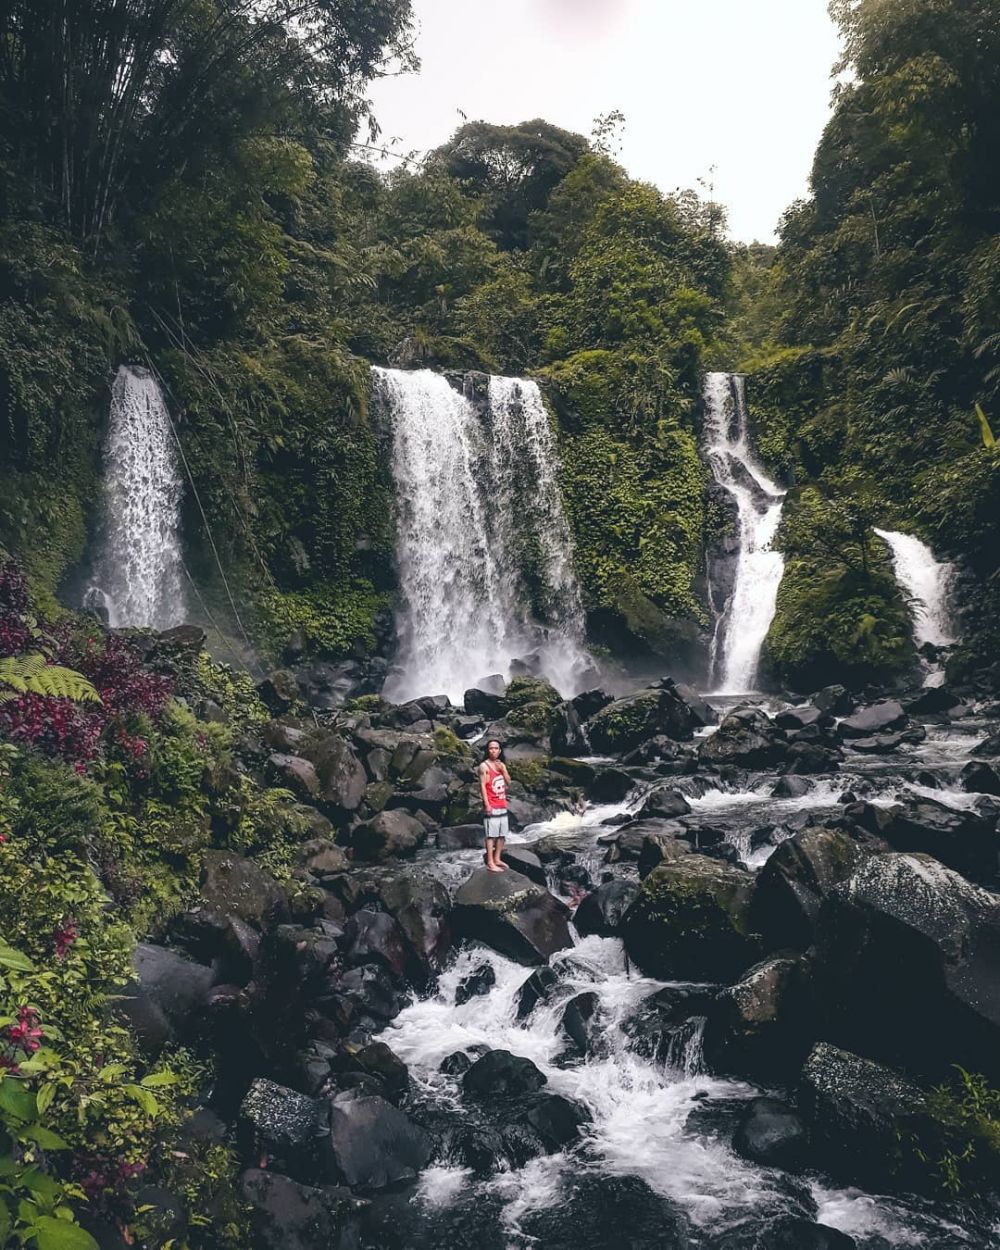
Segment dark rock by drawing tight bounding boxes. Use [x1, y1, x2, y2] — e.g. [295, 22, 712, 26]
[238, 1079, 328, 1181]
[452, 869, 572, 965]
[121, 944, 214, 1052]
[455, 963, 496, 1006]
[437, 823, 485, 850]
[463, 1049, 546, 1098]
[464, 681, 507, 717]
[733, 1097, 809, 1170]
[200, 851, 290, 930]
[813, 684, 854, 716]
[586, 686, 696, 753]
[515, 1091, 588, 1154]
[257, 669, 301, 714]
[637, 787, 692, 819]
[971, 732, 1000, 758]
[550, 701, 590, 756]
[637, 832, 691, 876]
[378, 871, 452, 975]
[838, 700, 906, 739]
[906, 686, 961, 715]
[866, 796, 998, 884]
[784, 741, 842, 774]
[342, 910, 409, 980]
[500, 846, 546, 886]
[439, 1051, 473, 1077]
[299, 839, 349, 877]
[335, 965, 406, 1023]
[704, 955, 812, 1080]
[561, 992, 599, 1053]
[673, 682, 719, 727]
[751, 826, 879, 950]
[776, 707, 822, 731]
[588, 766, 635, 802]
[799, 1042, 930, 1187]
[698, 707, 787, 769]
[572, 879, 640, 937]
[519, 1174, 689, 1250]
[345, 1042, 409, 1101]
[305, 733, 367, 816]
[516, 965, 560, 1019]
[960, 760, 1000, 796]
[771, 775, 811, 799]
[241, 1169, 356, 1250]
[352, 809, 427, 862]
[267, 752, 320, 800]
[715, 1216, 856, 1250]
[327, 1093, 432, 1188]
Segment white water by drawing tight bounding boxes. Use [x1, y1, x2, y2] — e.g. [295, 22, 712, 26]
[85, 366, 186, 629]
[874, 529, 957, 686]
[703, 372, 786, 694]
[373, 367, 592, 703]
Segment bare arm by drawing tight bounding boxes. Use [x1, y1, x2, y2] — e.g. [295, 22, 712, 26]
[478, 762, 490, 806]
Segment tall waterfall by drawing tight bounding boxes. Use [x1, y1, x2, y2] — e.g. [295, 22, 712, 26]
[372, 367, 591, 704]
[703, 372, 786, 693]
[874, 528, 956, 685]
[86, 366, 186, 629]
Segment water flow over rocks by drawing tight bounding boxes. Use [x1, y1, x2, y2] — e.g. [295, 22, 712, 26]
[372, 367, 592, 703]
[874, 528, 957, 686]
[703, 372, 787, 694]
[85, 365, 186, 628]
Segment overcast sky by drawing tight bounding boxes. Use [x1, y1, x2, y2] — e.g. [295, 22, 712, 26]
[365, 0, 842, 244]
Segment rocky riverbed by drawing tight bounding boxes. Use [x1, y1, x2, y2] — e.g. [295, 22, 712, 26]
[124, 660, 1000, 1249]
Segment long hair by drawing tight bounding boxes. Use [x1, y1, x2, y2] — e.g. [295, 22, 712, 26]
[481, 738, 506, 764]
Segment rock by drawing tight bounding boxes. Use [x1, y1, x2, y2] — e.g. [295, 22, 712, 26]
[776, 707, 823, 731]
[637, 832, 691, 876]
[299, 839, 349, 877]
[465, 676, 507, 715]
[673, 682, 719, 727]
[905, 686, 961, 715]
[586, 687, 696, 753]
[561, 992, 599, 1054]
[698, 707, 787, 769]
[572, 879, 640, 937]
[572, 688, 614, 720]
[463, 1049, 547, 1098]
[519, 1174, 689, 1250]
[257, 669, 301, 714]
[847, 728, 925, 753]
[960, 760, 1000, 796]
[813, 684, 854, 715]
[439, 1051, 473, 1077]
[455, 963, 496, 1005]
[815, 853, 1000, 1080]
[784, 741, 842, 774]
[344, 1042, 409, 1102]
[865, 796, 998, 884]
[623, 855, 759, 981]
[637, 787, 692, 819]
[751, 826, 879, 950]
[513, 1092, 588, 1155]
[200, 851, 290, 930]
[715, 1216, 856, 1250]
[516, 965, 560, 1018]
[121, 944, 214, 1051]
[241, 1169, 356, 1250]
[267, 752, 320, 800]
[971, 732, 1000, 758]
[378, 871, 452, 976]
[588, 766, 636, 803]
[452, 868, 572, 965]
[238, 1079, 329, 1181]
[550, 701, 590, 756]
[500, 846, 547, 886]
[733, 1097, 809, 1170]
[342, 910, 410, 980]
[437, 823, 484, 850]
[351, 809, 427, 862]
[837, 699, 906, 739]
[771, 775, 811, 799]
[799, 1042, 930, 1186]
[305, 733, 367, 816]
[327, 1093, 432, 1188]
[704, 955, 812, 1079]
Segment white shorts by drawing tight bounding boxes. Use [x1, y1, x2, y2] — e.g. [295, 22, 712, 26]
[483, 813, 509, 841]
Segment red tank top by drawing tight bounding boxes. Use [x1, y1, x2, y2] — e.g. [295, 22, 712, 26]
[484, 763, 507, 813]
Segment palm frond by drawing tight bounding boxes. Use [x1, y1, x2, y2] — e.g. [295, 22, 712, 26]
[0, 655, 101, 705]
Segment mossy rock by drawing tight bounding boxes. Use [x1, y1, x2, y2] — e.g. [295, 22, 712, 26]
[505, 677, 562, 736]
[433, 725, 474, 762]
[623, 855, 761, 981]
[507, 758, 550, 792]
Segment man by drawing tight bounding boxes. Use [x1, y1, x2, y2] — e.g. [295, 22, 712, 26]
[479, 739, 511, 873]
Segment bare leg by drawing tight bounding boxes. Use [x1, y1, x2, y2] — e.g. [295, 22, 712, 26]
[496, 836, 507, 869]
[486, 838, 503, 872]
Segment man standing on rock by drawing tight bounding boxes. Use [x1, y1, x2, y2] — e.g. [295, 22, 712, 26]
[479, 739, 511, 873]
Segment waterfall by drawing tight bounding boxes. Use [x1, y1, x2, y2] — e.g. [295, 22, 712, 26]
[703, 372, 786, 694]
[372, 367, 592, 704]
[85, 366, 186, 629]
[874, 528, 956, 685]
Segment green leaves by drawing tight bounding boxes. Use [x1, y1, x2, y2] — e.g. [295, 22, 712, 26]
[0, 942, 35, 973]
[0, 656, 100, 706]
[31, 1214, 99, 1250]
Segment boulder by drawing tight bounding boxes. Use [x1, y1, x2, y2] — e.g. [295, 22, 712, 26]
[750, 826, 879, 950]
[637, 832, 691, 877]
[327, 1093, 432, 1188]
[799, 1042, 930, 1187]
[121, 944, 215, 1051]
[341, 910, 410, 981]
[905, 686, 961, 715]
[241, 1169, 355, 1250]
[815, 853, 1000, 1080]
[771, 775, 810, 799]
[516, 965, 560, 1018]
[462, 1049, 547, 1098]
[837, 699, 906, 739]
[698, 707, 787, 769]
[673, 682, 719, 727]
[455, 963, 496, 1006]
[519, 1175, 689, 1250]
[703, 954, 812, 1079]
[588, 766, 636, 802]
[733, 1097, 809, 1171]
[813, 684, 853, 716]
[200, 851, 289, 931]
[561, 992, 599, 1054]
[960, 760, 1000, 796]
[636, 787, 692, 819]
[500, 846, 547, 886]
[775, 706, 823, 731]
[623, 855, 759, 981]
[378, 871, 452, 975]
[437, 823, 484, 850]
[550, 701, 590, 756]
[572, 879, 639, 938]
[238, 1079, 329, 1181]
[267, 753, 320, 800]
[465, 677, 507, 716]
[714, 1217, 856, 1250]
[452, 869, 572, 965]
[305, 733, 367, 816]
[257, 669, 300, 714]
[585, 687, 696, 753]
[859, 796, 998, 885]
[351, 809, 426, 862]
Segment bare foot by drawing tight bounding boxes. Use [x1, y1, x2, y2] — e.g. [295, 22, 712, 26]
[487, 864, 503, 873]
[497, 861, 508, 870]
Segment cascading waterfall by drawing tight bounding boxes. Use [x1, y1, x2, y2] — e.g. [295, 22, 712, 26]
[85, 366, 186, 629]
[372, 367, 592, 704]
[874, 528, 957, 685]
[703, 372, 786, 694]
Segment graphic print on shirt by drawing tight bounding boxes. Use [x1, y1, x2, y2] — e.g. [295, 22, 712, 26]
[485, 766, 507, 811]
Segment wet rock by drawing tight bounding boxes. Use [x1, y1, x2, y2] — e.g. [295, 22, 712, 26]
[327, 1092, 432, 1188]
[971, 732, 1000, 758]
[437, 823, 485, 850]
[626, 984, 719, 1064]
[861, 796, 998, 885]
[813, 684, 854, 716]
[623, 855, 759, 981]
[455, 962, 496, 1005]
[704, 954, 812, 1080]
[241, 1169, 357, 1250]
[452, 868, 572, 965]
[733, 1097, 809, 1170]
[342, 910, 410, 980]
[698, 707, 787, 769]
[121, 944, 214, 1051]
[516, 965, 560, 1018]
[905, 685, 961, 715]
[846, 726, 926, 753]
[776, 707, 823, 731]
[771, 774, 810, 799]
[784, 741, 842, 774]
[586, 686, 696, 753]
[439, 1051, 473, 1077]
[550, 701, 589, 756]
[519, 1174, 689, 1250]
[673, 682, 719, 727]
[960, 760, 1000, 796]
[799, 1042, 930, 1187]
[751, 826, 879, 950]
[465, 677, 507, 716]
[257, 669, 300, 714]
[267, 752, 320, 800]
[572, 688, 614, 721]
[200, 851, 290, 930]
[572, 879, 640, 937]
[378, 871, 452, 975]
[305, 733, 368, 817]
[339, 1042, 409, 1103]
[837, 699, 906, 739]
[462, 1049, 547, 1098]
[351, 809, 427, 862]
[335, 965, 407, 1023]
[637, 831, 691, 876]
[715, 1216, 856, 1250]
[637, 786, 692, 819]
[815, 853, 1000, 1080]
[588, 766, 636, 802]
[500, 846, 547, 886]
[505, 1092, 587, 1159]
[561, 992, 599, 1054]
[238, 1079, 329, 1181]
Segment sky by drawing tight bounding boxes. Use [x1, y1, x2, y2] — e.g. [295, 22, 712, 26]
[365, 0, 843, 244]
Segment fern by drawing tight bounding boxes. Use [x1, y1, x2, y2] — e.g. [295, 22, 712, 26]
[0, 655, 101, 704]
[975, 403, 996, 450]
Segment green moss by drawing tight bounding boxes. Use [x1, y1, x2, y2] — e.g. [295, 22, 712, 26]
[256, 578, 389, 660]
[507, 758, 549, 790]
[433, 725, 473, 761]
[0, 469, 89, 611]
